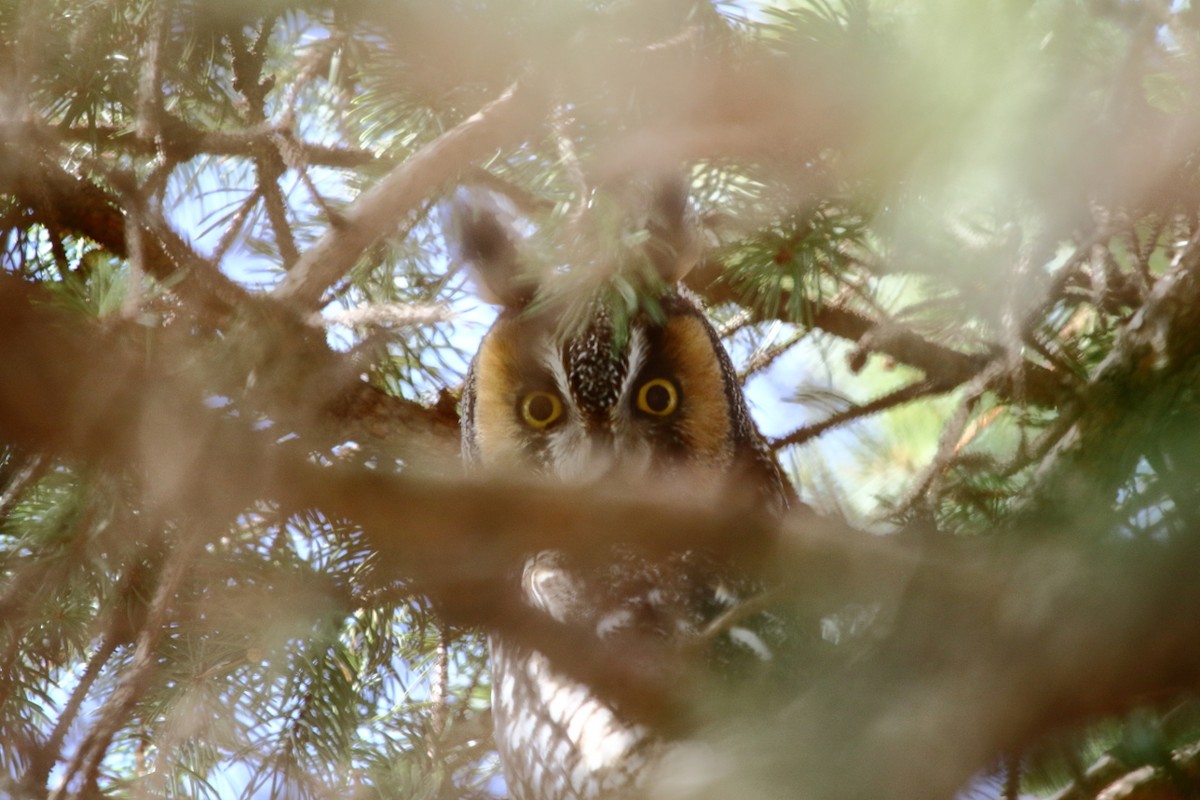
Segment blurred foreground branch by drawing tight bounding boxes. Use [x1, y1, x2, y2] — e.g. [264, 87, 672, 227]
[3, 274, 1200, 798]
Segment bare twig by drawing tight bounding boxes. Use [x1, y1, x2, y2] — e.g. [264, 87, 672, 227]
[883, 359, 1007, 521]
[135, 0, 173, 143]
[552, 103, 589, 224]
[25, 633, 120, 791]
[0, 452, 46, 519]
[687, 260, 1068, 408]
[1003, 752, 1022, 800]
[211, 185, 265, 264]
[272, 78, 545, 310]
[315, 302, 452, 330]
[770, 378, 948, 451]
[52, 539, 196, 799]
[431, 629, 450, 739]
[738, 326, 807, 381]
[121, 194, 146, 318]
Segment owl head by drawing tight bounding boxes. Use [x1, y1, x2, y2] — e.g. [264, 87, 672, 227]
[451, 180, 794, 511]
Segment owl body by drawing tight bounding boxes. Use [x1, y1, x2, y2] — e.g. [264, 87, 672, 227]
[453, 184, 795, 800]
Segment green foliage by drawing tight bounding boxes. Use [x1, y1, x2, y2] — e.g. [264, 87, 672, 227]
[722, 204, 870, 325]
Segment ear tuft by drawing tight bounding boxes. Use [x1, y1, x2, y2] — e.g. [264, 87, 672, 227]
[443, 186, 536, 309]
[641, 174, 701, 284]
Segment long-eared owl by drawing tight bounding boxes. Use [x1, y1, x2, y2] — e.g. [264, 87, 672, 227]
[452, 179, 797, 800]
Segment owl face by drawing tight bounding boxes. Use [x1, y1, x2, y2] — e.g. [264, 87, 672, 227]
[468, 293, 736, 485]
[451, 180, 794, 512]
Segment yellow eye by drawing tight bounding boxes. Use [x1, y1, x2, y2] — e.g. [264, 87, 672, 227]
[636, 378, 679, 417]
[520, 391, 564, 429]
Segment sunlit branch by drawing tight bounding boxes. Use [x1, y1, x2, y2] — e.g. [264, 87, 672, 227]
[272, 79, 546, 310]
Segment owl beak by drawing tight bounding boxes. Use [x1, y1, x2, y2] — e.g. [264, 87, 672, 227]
[556, 424, 619, 484]
[586, 424, 654, 485]
[586, 426, 621, 479]
[586, 425, 615, 453]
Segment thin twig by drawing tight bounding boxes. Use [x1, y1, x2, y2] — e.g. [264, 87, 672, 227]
[135, 0, 173, 142]
[52, 537, 197, 799]
[1003, 752, 1022, 800]
[739, 328, 807, 381]
[882, 359, 1007, 521]
[1021, 328, 1086, 389]
[121, 195, 145, 319]
[552, 103, 589, 224]
[315, 302, 452, 330]
[1018, 226, 1120, 342]
[279, 130, 345, 226]
[25, 634, 121, 791]
[227, 18, 300, 270]
[279, 32, 348, 125]
[431, 628, 450, 739]
[0, 452, 46, 519]
[715, 308, 754, 339]
[262, 176, 300, 269]
[212, 186, 265, 264]
[1004, 229, 1047, 400]
[771, 378, 948, 451]
[1134, 215, 1165, 293]
[688, 260, 1067, 408]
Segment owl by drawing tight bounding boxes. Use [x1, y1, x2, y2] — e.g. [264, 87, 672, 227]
[451, 179, 797, 800]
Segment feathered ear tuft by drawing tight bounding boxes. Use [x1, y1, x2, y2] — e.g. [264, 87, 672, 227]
[443, 186, 538, 309]
[640, 174, 701, 284]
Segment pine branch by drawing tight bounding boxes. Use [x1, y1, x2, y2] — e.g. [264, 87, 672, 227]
[687, 260, 1069, 408]
[25, 634, 120, 792]
[1, 120, 376, 177]
[7, 272, 1200, 800]
[0, 138, 460, 464]
[0, 453, 46, 520]
[227, 19, 300, 270]
[885, 360, 1008, 521]
[1003, 752, 1022, 800]
[1047, 743, 1200, 800]
[134, 0, 173, 142]
[52, 538, 197, 799]
[0, 139, 247, 318]
[1022, 244, 1200, 523]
